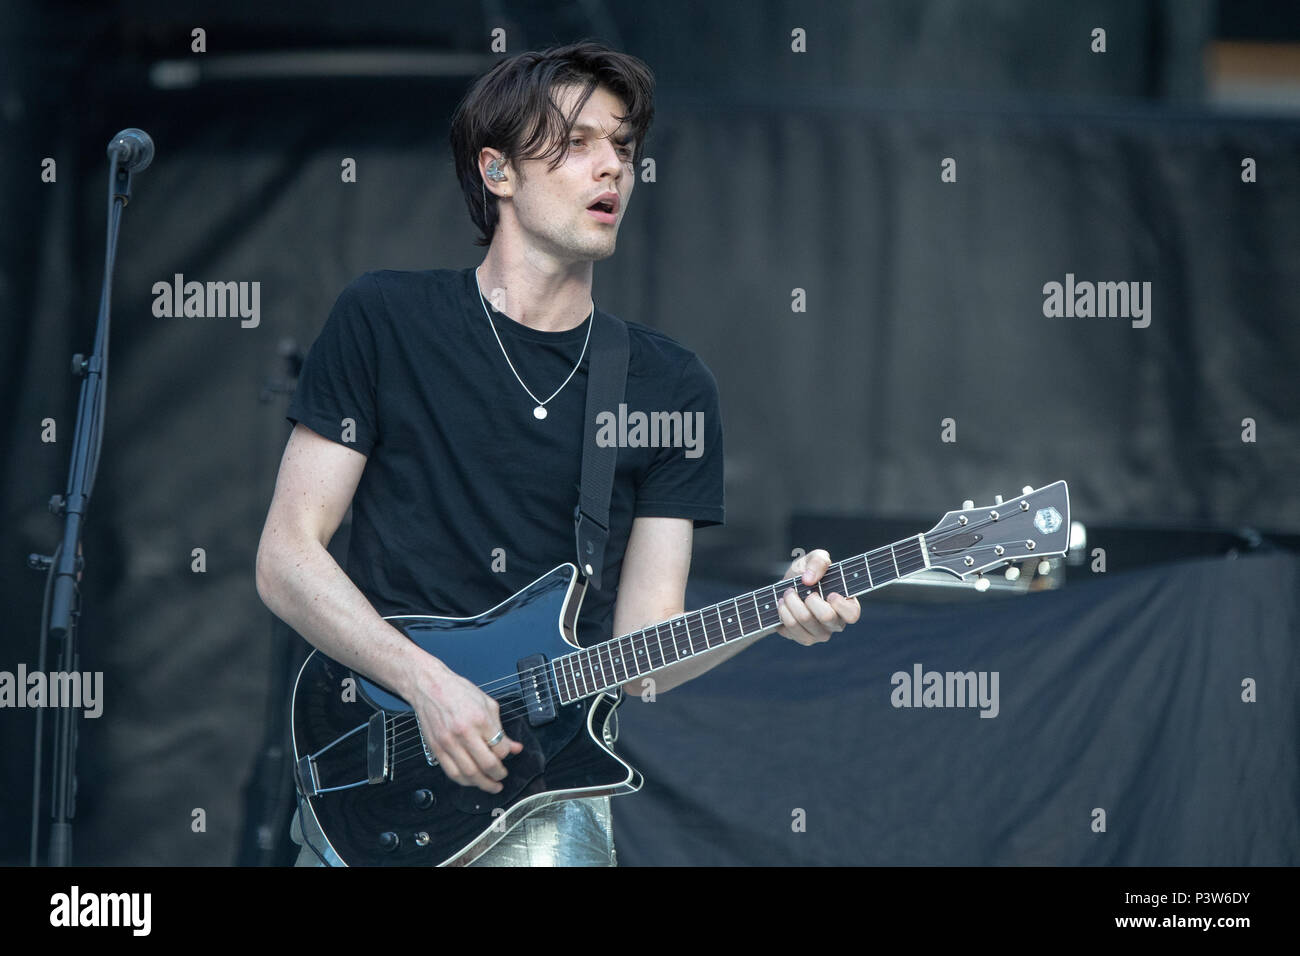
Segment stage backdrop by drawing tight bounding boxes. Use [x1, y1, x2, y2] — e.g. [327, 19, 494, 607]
[614, 551, 1299, 865]
[2, 1, 1296, 864]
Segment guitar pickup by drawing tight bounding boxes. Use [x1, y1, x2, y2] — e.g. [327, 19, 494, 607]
[516, 654, 556, 726]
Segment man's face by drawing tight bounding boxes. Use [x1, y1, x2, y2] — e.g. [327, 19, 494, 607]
[500, 83, 635, 263]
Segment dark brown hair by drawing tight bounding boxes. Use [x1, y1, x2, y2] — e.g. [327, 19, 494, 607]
[449, 39, 655, 246]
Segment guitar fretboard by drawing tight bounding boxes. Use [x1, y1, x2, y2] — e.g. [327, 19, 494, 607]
[551, 534, 928, 703]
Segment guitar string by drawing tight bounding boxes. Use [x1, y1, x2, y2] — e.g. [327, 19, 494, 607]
[384, 541, 1024, 766]
[400, 531, 936, 704]
[379, 551, 899, 756]
[379, 515, 1023, 754]
[374, 548, 1036, 770]
[377, 516, 1029, 765]
[378, 548, 931, 774]
[381, 540, 932, 758]
[467, 506, 1021, 704]
[304, 516, 1039, 779]
[394, 512, 999, 716]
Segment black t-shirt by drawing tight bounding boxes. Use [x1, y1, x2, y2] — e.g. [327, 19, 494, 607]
[286, 268, 724, 648]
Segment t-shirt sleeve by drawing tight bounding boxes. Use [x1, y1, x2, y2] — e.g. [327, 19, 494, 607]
[634, 353, 725, 528]
[286, 273, 382, 456]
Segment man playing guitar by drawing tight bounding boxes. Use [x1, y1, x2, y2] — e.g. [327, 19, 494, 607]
[255, 39, 860, 866]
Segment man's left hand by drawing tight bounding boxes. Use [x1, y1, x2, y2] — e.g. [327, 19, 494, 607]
[776, 549, 861, 645]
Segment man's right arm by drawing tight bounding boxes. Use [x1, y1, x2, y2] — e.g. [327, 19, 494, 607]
[254, 423, 521, 793]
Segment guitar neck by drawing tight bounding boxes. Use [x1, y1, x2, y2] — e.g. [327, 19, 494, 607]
[552, 534, 930, 704]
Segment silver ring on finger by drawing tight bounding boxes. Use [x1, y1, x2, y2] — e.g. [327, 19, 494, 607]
[487, 729, 505, 746]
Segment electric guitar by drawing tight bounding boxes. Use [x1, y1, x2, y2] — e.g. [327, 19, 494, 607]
[291, 481, 1070, 865]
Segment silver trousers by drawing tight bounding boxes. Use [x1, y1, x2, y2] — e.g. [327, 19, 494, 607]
[290, 794, 617, 867]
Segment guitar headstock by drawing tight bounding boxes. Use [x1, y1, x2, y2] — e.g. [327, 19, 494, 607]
[923, 481, 1070, 580]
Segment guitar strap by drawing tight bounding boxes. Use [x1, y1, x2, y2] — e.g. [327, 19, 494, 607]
[574, 309, 629, 591]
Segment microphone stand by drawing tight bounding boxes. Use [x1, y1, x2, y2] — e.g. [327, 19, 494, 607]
[29, 150, 139, 866]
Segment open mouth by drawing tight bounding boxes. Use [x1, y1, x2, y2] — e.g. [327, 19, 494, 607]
[586, 198, 617, 224]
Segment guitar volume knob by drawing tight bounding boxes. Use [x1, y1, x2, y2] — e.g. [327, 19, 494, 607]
[412, 788, 435, 810]
[378, 831, 400, 851]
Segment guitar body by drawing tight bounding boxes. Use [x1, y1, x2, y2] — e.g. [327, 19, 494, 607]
[290, 563, 642, 867]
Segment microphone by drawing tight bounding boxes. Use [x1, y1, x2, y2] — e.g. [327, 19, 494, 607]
[106, 128, 155, 172]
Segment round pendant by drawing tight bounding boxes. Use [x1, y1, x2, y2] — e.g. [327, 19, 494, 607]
[533, 405, 548, 420]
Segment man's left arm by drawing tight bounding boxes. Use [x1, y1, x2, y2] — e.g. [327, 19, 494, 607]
[614, 516, 861, 696]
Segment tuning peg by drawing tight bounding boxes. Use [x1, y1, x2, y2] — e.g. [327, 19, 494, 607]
[1037, 559, 1052, 576]
[994, 494, 1004, 505]
[1004, 565, 1020, 581]
[1022, 486, 1033, 495]
[962, 499, 974, 510]
[974, 574, 990, 592]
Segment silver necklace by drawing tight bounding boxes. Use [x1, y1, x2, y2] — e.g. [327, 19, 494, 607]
[475, 267, 593, 420]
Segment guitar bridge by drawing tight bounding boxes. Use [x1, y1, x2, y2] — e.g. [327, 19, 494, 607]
[409, 713, 438, 768]
[295, 754, 322, 798]
[296, 720, 372, 797]
[366, 710, 392, 783]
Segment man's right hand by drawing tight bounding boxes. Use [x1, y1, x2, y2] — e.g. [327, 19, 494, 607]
[403, 657, 523, 794]
[255, 424, 522, 797]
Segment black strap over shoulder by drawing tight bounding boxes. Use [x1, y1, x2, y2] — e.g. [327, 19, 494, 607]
[575, 310, 629, 590]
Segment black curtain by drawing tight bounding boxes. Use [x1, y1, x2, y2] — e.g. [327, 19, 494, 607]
[3, 0, 1295, 865]
[615, 551, 1300, 865]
